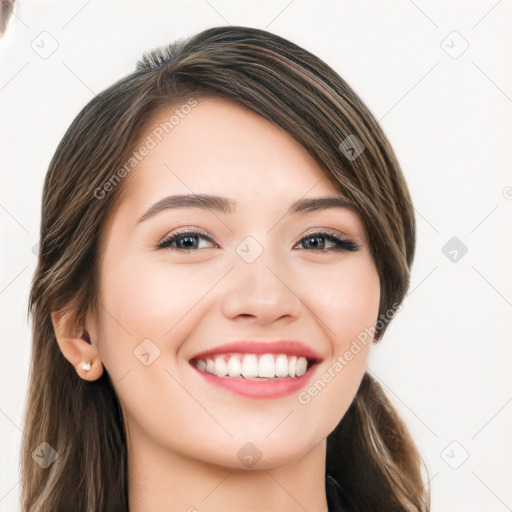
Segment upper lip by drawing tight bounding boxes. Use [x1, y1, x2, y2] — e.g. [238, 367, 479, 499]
[189, 340, 324, 363]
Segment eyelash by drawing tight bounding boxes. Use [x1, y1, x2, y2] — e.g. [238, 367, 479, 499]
[157, 229, 359, 253]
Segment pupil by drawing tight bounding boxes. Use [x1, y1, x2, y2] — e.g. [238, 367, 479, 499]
[307, 236, 324, 249]
[180, 235, 197, 249]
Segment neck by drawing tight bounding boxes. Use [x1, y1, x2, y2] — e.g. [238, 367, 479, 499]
[127, 434, 330, 512]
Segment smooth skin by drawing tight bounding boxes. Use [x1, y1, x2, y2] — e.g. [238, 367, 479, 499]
[52, 97, 381, 512]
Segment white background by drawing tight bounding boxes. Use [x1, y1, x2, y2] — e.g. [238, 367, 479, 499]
[1, 1, 511, 510]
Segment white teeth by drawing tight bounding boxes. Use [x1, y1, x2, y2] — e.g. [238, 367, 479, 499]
[295, 356, 307, 376]
[227, 356, 242, 377]
[214, 356, 228, 377]
[241, 354, 258, 378]
[258, 354, 275, 378]
[289, 355, 297, 377]
[196, 353, 311, 379]
[206, 358, 215, 374]
[275, 354, 289, 377]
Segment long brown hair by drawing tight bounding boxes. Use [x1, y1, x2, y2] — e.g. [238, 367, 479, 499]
[22, 26, 429, 511]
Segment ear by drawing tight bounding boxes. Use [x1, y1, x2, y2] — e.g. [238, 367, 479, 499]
[51, 309, 104, 381]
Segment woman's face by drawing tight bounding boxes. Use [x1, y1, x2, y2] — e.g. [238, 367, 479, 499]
[87, 96, 380, 469]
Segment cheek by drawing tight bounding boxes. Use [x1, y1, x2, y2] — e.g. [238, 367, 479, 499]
[95, 253, 214, 371]
[294, 258, 380, 431]
[303, 257, 381, 348]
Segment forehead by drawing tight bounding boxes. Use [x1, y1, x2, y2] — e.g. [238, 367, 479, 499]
[124, 96, 344, 208]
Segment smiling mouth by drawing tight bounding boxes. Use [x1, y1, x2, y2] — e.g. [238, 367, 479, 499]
[190, 352, 316, 380]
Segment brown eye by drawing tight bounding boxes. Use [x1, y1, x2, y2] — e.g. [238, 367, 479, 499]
[158, 231, 217, 251]
[296, 232, 358, 252]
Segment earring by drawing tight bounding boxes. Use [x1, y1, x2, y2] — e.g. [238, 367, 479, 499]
[81, 361, 92, 372]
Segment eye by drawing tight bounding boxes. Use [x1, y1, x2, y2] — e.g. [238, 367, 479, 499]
[294, 231, 359, 252]
[157, 229, 359, 252]
[157, 230, 217, 251]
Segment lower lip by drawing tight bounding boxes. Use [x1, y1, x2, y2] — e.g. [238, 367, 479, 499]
[191, 363, 318, 399]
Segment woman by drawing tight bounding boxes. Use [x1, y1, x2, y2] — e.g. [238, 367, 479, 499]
[21, 26, 430, 511]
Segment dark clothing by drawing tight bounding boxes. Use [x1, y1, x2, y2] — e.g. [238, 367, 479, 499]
[326, 473, 357, 512]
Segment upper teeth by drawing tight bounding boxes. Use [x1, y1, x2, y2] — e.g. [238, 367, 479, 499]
[195, 353, 309, 379]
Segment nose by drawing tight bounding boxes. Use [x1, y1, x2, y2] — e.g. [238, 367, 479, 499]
[220, 243, 303, 326]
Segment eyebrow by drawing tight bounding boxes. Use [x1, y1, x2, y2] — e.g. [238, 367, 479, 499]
[136, 193, 358, 224]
